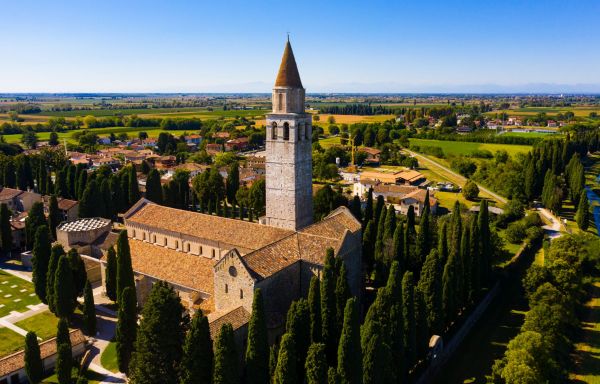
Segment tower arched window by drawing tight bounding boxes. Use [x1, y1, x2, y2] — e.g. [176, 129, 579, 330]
[271, 122, 278, 140]
[277, 93, 283, 111]
[283, 122, 290, 141]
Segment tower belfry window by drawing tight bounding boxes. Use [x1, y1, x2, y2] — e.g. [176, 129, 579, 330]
[272, 122, 278, 140]
[278, 93, 283, 111]
[283, 122, 290, 140]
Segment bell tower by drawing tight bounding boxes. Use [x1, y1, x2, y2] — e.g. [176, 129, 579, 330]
[264, 39, 313, 230]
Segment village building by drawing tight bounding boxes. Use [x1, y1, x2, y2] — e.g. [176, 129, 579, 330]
[42, 196, 79, 222]
[357, 147, 381, 164]
[225, 137, 249, 152]
[398, 188, 438, 216]
[0, 188, 41, 213]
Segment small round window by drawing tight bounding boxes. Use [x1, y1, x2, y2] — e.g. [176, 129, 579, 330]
[228, 266, 237, 277]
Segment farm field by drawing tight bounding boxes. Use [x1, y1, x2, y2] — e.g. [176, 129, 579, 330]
[408, 138, 531, 158]
[1, 126, 165, 145]
[486, 106, 600, 118]
[0, 270, 40, 317]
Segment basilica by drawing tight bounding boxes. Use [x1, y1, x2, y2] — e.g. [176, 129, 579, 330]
[106, 40, 362, 339]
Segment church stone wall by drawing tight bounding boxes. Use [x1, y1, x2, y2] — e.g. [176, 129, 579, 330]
[214, 253, 255, 313]
[256, 261, 302, 325]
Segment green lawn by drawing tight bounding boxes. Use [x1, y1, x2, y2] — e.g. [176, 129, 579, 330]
[0, 327, 24, 357]
[408, 138, 531, 158]
[100, 341, 120, 373]
[15, 311, 60, 340]
[571, 280, 600, 383]
[43, 368, 109, 384]
[319, 136, 342, 148]
[0, 270, 40, 317]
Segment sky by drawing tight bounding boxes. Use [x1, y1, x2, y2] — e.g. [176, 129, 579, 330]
[1, 0, 599, 93]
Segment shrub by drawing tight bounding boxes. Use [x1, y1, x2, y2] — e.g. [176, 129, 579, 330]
[462, 180, 480, 200]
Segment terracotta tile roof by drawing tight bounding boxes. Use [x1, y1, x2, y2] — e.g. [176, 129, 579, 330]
[373, 184, 418, 195]
[208, 306, 250, 339]
[57, 198, 78, 211]
[401, 189, 438, 206]
[0, 187, 23, 200]
[125, 200, 293, 253]
[398, 170, 424, 182]
[275, 41, 303, 88]
[103, 239, 216, 294]
[358, 147, 381, 155]
[0, 330, 85, 377]
[242, 235, 300, 279]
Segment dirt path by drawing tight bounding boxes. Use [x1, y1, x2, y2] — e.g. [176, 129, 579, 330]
[406, 150, 508, 204]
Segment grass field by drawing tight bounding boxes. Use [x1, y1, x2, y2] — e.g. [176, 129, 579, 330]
[501, 131, 561, 138]
[0, 327, 24, 357]
[571, 280, 600, 383]
[101, 341, 119, 372]
[486, 106, 600, 118]
[15, 311, 60, 340]
[43, 368, 108, 384]
[38, 107, 269, 119]
[0, 270, 40, 317]
[408, 138, 531, 158]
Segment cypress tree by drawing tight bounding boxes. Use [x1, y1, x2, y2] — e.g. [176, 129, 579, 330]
[374, 195, 385, 226]
[100, 178, 113, 219]
[180, 310, 213, 384]
[110, 175, 126, 214]
[213, 323, 238, 384]
[460, 222, 471, 306]
[105, 246, 117, 302]
[392, 222, 404, 269]
[406, 205, 416, 234]
[328, 367, 339, 384]
[468, 219, 480, 303]
[335, 263, 350, 331]
[416, 191, 431, 266]
[449, 201, 464, 307]
[46, 244, 64, 314]
[308, 276, 322, 343]
[442, 250, 457, 327]
[362, 331, 393, 384]
[83, 280, 96, 336]
[321, 248, 338, 365]
[337, 298, 362, 384]
[402, 271, 416, 368]
[54, 256, 76, 319]
[576, 190, 589, 230]
[56, 318, 70, 347]
[478, 199, 491, 285]
[48, 195, 61, 239]
[76, 168, 87, 200]
[349, 195, 362, 222]
[116, 230, 135, 304]
[145, 169, 163, 205]
[121, 170, 130, 208]
[363, 188, 373, 226]
[245, 289, 269, 384]
[417, 249, 443, 335]
[0, 203, 12, 255]
[414, 288, 429, 360]
[226, 162, 239, 205]
[116, 286, 137, 374]
[128, 166, 141, 206]
[56, 343, 72, 384]
[3, 160, 16, 188]
[32, 225, 51, 303]
[386, 261, 405, 382]
[437, 222, 448, 265]
[286, 299, 311, 383]
[67, 248, 86, 300]
[25, 331, 43, 384]
[129, 282, 187, 383]
[269, 344, 279, 381]
[25, 202, 46, 249]
[79, 179, 103, 218]
[361, 220, 375, 273]
[383, 205, 396, 242]
[274, 333, 297, 384]
[305, 343, 328, 384]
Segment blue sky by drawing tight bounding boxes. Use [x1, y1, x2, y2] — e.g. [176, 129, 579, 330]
[1, 0, 599, 93]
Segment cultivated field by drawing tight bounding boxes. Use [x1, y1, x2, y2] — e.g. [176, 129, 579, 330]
[408, 138, 531, 158]
[1, 126, 165, 145]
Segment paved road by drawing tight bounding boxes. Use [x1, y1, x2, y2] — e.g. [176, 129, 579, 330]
[406, 150, 508, 204]
[537, 207, 564, 238]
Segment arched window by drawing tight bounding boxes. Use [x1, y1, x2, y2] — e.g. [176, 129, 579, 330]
[132, 229, 136, 238]
[200, 246, 203, 255]
[163, 237, 167, 246]
[283, 122, 290, 140]
[143, 232, 146, 241]
[240, 289, 243, 299]
[277, 93, 283, 111]
[271, 122, 278, 140]
[212, 249, 216, 258]
[186, 243, 190, 252]
[152, 234, 156, 243]
[175, 240, 179, 249]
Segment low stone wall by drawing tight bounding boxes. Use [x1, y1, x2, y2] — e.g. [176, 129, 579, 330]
[415, 282, 501, 384]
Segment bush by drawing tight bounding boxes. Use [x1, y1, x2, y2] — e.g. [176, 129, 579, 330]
[462, 180, 479, 200]
[450, 157, 477, 177]
[505, 222, 527, 244]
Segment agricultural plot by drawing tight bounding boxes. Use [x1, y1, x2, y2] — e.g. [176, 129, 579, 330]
[408, 138, 531, 158]
[0, 270, 40, 317]
[1, 126, 165, 145]
[486, 106, 600, 118]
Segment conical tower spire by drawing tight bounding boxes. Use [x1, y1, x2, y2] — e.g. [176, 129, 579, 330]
[275, 40, 303, 88]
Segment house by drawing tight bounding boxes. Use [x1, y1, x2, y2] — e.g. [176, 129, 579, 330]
[0, 188, 42, 213]
[225, 137, 249, 152]
[184, 134, 203, 145]
[357, 147, 381, 164]
[206, 143, 223, 155]
[0, 330, 85, 384]
[214, 132, 231, 140]
[152, 156, 177, 170]
[359, 170, 404, 185]
[547, 120, 558, 127]
[397, 170, 425, 185]
[372, 184, 419, 204]
[399, 189, 438, 216]
[90, 156, 120, 169]
[167, 163, 208, 179]
[244, 156, 266, 174]
[42, 196, 79, 222]
[456, 126, 473, 134]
